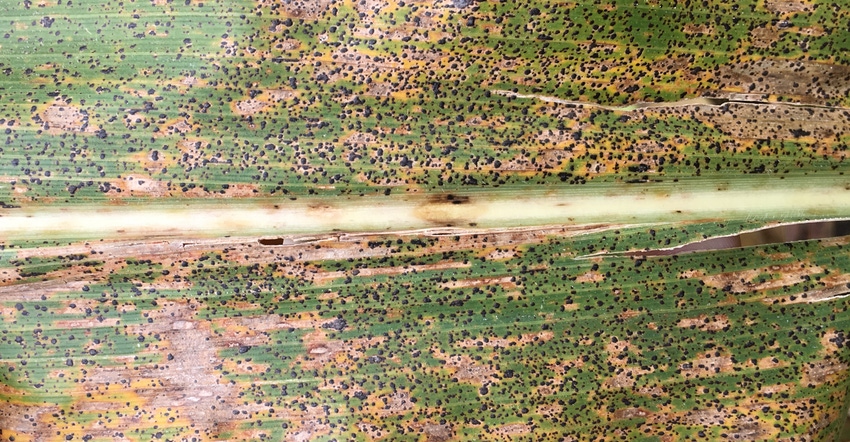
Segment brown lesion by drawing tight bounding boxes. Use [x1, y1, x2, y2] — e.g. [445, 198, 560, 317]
[421, 422, 454, 442]
[183, 183, 260, 198]
[266, 88, 298, 101]
[492, 423, 531, 436]
[537, 402, 563, 419]
[651, 56, 693, 74]
[449, 355, 498, 385]
[636, 384, 667, 397]
[603, 339, 656, 388]
[671, 407, 727, 425]
[819, 330, 844, 355]
[0, 403, 62, 441]
[428, 346, 498, 386]
[59, 299, 269, 439]
[640, 407, 776, 440]
[725, 419, 772, 441]
[702, 262, 823, 294]
[802, 358, 849, 386]
[617, 309, 642, 320]
[310, 261, 471, 285]
[258, 0, 333, 19]
[297, 330, 387, 371]
[0, 267, 21, 285]
[365, 82, 394, 97]
[39, 101, 95, 134]
[375, 390, 416, 417]
[765, 0, 811, 13]
[157, 117, 194, 137]
[794, 26, 824, 36]
[0, 229, 562, 305]
[345, 131, 378, 146]
[0, 279, 94, 301]
[749, 26, 780, 48]
[227, 311, 339, 331]
[755, 356, 787, 370]
[763, 285, 850, 305]
[575, 271, 604, 283]
[455, 331, 553, 348]
[413, 195, 481, 227]
[0, 305, 20, 321]
[176, 138, 223, 170]
[232, 98, 269, 116]
[714, 59, 850, 104]
[482, 248, 517, 260]
[54, 317, 122, 328]
[605, 368, 652, 389]
[351, 0, 387, 24]
[677, 314, 730, 332]
[612, 407, 654, 420]
[282, 415, 332, 441]
[678, 352, 734, 378]
[692, 103, 848, 142]
[439, 275, 515, 289]
[107, 175, 171, 197]
[218, 38, 240, 57]
[683, 23, 715, 35]
[299, 329, 346, 369]
[357, 421, 387, 440]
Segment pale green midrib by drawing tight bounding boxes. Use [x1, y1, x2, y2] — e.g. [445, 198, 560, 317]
[1, 183, 848, 242]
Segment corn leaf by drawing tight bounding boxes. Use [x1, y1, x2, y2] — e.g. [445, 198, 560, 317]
[0, 0, 849, 440]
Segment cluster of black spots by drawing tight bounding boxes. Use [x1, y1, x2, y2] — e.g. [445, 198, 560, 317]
[321, 317, 347, 331]
[0, 0, 845, 203]
[1, 227, 848, 439]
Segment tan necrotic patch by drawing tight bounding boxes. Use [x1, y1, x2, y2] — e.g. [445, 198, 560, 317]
[40, 102, 94, 133]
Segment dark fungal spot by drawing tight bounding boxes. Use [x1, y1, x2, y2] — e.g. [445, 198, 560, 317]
[414, 194, 478, 227]
[321, 317, 347, 332]
[258, 238, 285, 246]
[428, 194, 471, 205]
